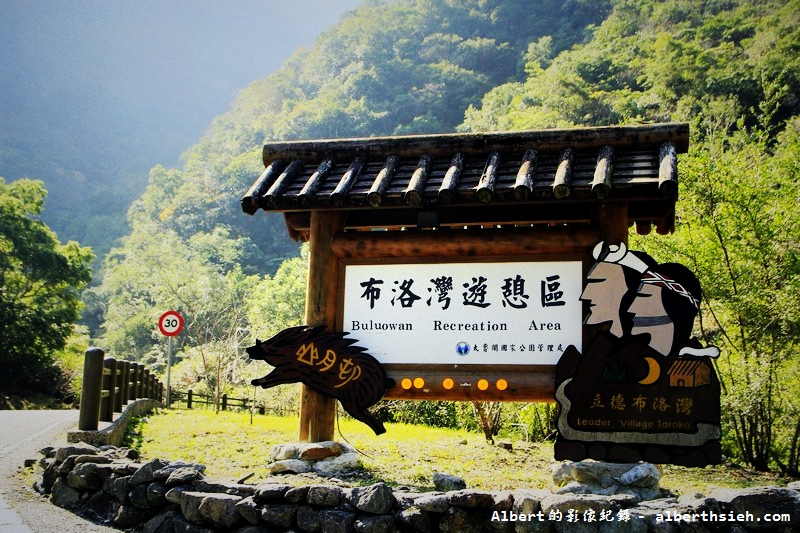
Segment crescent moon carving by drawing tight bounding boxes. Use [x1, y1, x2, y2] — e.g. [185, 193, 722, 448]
[638, 356, 661, 385]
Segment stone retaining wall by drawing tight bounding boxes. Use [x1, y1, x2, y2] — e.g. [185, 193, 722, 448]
[33, 442, 800, 532]
[67, 398, 163, 447]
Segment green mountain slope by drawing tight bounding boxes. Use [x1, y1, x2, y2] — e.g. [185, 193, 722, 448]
[0, 1, 361, 261]
[96, 0, 800, 340]
[115, 0, 612, 271]
[463, 0, 800, 133]
[111, 0, 799, 287]
[92, 0, 612, 353]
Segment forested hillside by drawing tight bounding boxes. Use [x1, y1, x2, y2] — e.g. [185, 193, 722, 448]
[91, 0, 799, 473]
[91, 0, 612, 338]
[0, 1, 360, 261]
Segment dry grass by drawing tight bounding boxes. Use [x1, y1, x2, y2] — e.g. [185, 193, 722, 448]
[133, 408, 791, 495]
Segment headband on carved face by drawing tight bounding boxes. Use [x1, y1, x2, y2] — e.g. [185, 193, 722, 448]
[592, 241, 650, 273]
[640, 270, 700, 310]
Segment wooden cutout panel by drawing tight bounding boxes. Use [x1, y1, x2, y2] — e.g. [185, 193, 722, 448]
[554, 242, 721, 466]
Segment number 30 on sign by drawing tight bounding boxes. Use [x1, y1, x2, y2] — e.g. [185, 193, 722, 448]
[158, 310, 184, 337]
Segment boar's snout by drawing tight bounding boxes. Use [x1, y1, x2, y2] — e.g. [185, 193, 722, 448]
[245, 342, 263, 360]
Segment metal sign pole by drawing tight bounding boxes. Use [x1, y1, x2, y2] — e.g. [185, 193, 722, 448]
[166, 335, 173, 407]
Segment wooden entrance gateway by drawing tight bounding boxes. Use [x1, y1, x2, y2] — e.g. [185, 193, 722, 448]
[242, 123, 689, 442]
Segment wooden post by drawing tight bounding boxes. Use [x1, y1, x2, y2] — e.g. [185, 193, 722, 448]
[132, 365, 140, 399]
[100, 358, 116, 422]
[596, 200, 629, 245]
[116, 361, 128, 412]
[299, 210, 346, 442]
[78, 348, 104, 431]
[142, 368, 150, 399]
[136, 364, 143, 399]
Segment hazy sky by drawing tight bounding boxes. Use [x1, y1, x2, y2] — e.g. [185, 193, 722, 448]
[0, 0, 362, 166]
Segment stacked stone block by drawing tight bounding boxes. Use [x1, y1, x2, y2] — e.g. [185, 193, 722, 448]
[32, 442, 800, 532]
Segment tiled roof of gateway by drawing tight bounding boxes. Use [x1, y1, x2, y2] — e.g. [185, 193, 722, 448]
[242, 123, 688, 240]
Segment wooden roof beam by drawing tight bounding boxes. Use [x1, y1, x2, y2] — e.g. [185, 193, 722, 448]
[437, 153, 464, 204]
[367, 156, 398, 207]
[591, 145, 614, 199]
[261, 123, 689, 164]
[513, 148, 538, 201]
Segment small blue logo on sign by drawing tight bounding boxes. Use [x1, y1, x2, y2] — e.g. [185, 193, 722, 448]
[455, 342, 470, 356]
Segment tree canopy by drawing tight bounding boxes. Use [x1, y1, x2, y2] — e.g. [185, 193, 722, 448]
[461, 0, 800, 134]
[0, 178, 94, 391]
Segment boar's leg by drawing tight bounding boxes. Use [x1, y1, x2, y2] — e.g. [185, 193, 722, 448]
[252, 368, 302, 389]
[340, 400, 386, 435]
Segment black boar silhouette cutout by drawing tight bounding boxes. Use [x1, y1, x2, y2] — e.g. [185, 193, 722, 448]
[247, 325, 395, 435]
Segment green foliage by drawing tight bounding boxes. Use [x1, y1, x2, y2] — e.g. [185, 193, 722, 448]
[461, 0, 800, 135]
[0, 178, 94, 392]
[123, 415, 147, 451]
[631, 119, 800, 473]
[507, 403, 558, 442]
[176, 0, 611, 152]
[96, 198, 305, 403]
[98, 220, 256, 344]
[246, 244, 310, 339]
[380, 400, 469, 429]
[52, 325, 92, 403]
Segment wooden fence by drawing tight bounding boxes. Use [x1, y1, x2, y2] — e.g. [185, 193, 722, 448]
[169, 389, 296, 416]
[78, 347, 164, 431]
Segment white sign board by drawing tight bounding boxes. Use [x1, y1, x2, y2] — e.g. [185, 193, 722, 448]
[343, 261, 582, 365]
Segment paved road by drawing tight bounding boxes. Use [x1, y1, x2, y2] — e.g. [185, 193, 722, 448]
[0, 410, 117, 532]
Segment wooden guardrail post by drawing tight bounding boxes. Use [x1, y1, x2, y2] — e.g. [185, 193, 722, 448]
[127, 363, 135, 401]
[141, 365, 148, 399]
[142, 368, 150, 399]
[117, 361, 129, 412]
[112, 358, 121, 409]
[131, 363, 141, 400]
[147, 369, 152, 398]
[138, 363, 144, 399]
[100, 357, 116, 422]
[78, 348, 105, 431]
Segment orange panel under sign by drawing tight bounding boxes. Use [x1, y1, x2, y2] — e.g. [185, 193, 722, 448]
[382, 364, 555, 401]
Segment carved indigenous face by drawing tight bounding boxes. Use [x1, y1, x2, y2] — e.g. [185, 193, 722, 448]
[580, 261, 628, 338]
[628, 282, 674, 356]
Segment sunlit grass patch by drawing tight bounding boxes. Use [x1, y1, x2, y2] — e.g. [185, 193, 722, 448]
[135, 408, 554, 489]
[134, 409, 790, 494]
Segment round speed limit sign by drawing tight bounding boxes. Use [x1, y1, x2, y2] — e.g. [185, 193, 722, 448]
[158, 310, 184, 337]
